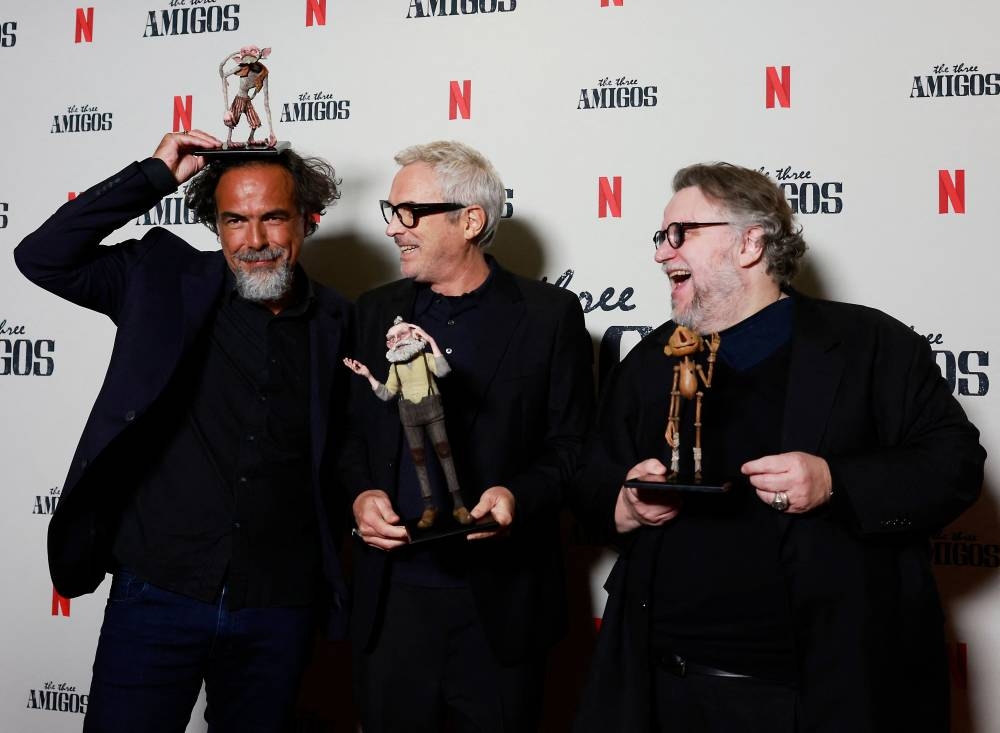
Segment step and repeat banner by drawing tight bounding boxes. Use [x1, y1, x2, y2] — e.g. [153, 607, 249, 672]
[1, 1, 996, 731]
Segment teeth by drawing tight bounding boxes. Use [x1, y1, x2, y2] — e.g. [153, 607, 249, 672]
[400, 245, 417, 253]
[669, 269, 691, 282]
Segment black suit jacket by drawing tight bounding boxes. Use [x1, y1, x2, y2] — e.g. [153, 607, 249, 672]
[340, 265, 594, 664]
[573, 293, 985, 733]
[14, 159, 352, 633]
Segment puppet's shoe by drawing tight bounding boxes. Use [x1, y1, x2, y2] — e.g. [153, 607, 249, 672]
[452, 506, 471, 525]
[417, 506, 438, 529]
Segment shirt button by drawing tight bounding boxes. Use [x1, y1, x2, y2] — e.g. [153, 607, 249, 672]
[233, 522, 241, 529]
[445, 348, 453, 355]
[258, 394, 267, 402]
[447, 319, 455, 326]
[239, 476, 248, 484]
[125, 410, 136, 422]
[246, 434, 255, 442]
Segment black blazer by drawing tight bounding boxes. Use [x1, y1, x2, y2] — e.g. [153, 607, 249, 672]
[14, 160, 352, 633]
[340, 264, 595, 664]
[573, 293, 985, 733]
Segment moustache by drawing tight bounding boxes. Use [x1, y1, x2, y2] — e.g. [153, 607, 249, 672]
[235, 247, 284, 263]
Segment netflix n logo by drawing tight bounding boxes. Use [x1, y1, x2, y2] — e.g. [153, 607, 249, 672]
[598, 176, 622, 218]
[939, 169, 965, 214]
[75, 7, 94, 44]
[765, 65, 790, 109]
[173, 95, 192, 132]
[52, 587, 71, 617]
[306, 0, 327, 26]
[600, 0, 623, 6]
[449, 80, 471, 120]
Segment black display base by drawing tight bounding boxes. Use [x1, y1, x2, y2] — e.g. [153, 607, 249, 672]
[194, 141, 290, 158]
[623, 473, 731, 493]
[403, 513, 501, 546]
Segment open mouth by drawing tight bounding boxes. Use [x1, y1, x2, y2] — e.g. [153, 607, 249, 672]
[399, 245, 418, 254]
[668, 269, 691, 285]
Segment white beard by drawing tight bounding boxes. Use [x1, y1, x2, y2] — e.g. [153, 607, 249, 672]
[386, 338, 426, 363]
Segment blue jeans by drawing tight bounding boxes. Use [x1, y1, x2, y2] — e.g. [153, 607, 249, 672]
[83, 568, 316, 733]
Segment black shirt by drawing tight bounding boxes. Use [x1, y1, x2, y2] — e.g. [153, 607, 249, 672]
[650, 296, 796, 682]
[112, 269, 320, 609]
[389, 259, 498, 588]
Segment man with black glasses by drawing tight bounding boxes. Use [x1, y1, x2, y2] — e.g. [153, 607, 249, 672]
[573, 162, 985, 733]
[341, 140, 594, 733]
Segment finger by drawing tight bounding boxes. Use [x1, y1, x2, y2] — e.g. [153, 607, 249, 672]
[756, 488, 796, 512]
[185, 128, 223, 145]
[364, 535, 409, 551]
[741, 454, 787, 476]
[626, 458, 667, 481]
[361, 517, 408, 542]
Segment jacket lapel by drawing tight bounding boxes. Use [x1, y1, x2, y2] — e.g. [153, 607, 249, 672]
[781, 295, 844, 455]
[459, 266, 525, 431]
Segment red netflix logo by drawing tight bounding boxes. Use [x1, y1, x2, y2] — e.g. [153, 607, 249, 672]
[598, 176, 622, 218]
[601, 0, 623, 6]
[75, 7, 94, 44]
[939, 169, 965, 214]
[52, 587, 71, 617]
[449, 80, 471, 120]
[306, 0, 327, 26]
[766, 66, 790, 109]
[173, 95, 192, 133]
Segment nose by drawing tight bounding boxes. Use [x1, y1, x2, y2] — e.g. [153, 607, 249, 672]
[385, 212, 406, 238]
[654, 241, 675, 265]
[247, 220, 268, 249]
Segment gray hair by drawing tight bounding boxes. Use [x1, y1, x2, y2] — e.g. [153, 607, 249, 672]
[673, 163, 806, 284]
[394, 140, 505, 247]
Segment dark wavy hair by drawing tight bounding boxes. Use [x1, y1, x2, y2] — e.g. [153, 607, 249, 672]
[673, 162, 806, 284]
[185, 150, 341, 237]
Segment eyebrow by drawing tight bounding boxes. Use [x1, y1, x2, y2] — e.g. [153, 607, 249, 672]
[218, 208, 295, 219]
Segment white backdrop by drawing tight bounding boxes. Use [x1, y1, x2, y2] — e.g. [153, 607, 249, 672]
[1, 1, 995, 730]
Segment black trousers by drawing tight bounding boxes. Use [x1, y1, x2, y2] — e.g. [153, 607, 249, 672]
[653, 663, 797, 733]
[354, 583, 545, 733]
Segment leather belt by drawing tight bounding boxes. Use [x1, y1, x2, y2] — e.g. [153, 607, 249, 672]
[659, 653, 754, 679]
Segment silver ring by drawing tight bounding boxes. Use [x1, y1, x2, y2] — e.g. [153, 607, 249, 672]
[771, 491, 789, 512]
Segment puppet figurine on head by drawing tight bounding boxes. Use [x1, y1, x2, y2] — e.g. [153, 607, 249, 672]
[344, 317, 470, 530]
[663, 326, 721, 480]
[219, 45, 276, 149]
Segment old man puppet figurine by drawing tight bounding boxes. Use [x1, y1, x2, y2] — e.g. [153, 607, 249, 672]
[344, 317, 470, 529]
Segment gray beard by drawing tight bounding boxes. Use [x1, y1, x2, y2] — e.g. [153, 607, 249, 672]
[233, 258, 294, 303]
[386, 338, 426, 363]
[671, 253, 743, 333]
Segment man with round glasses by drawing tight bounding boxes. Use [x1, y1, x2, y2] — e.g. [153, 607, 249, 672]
[573, 162, 984, 732]
[341, 140, 594, 732]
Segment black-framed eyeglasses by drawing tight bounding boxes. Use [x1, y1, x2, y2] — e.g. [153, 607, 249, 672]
[653, 222, 730, 250]
[380, 200, 467, 228]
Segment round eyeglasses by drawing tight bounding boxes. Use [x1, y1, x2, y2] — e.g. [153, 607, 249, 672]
[653, 222, 730, 249]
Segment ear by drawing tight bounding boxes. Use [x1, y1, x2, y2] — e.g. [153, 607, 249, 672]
[463, 205, 486, 242]
[260, 48, 271, 59]
[738, 225, 766, 268]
